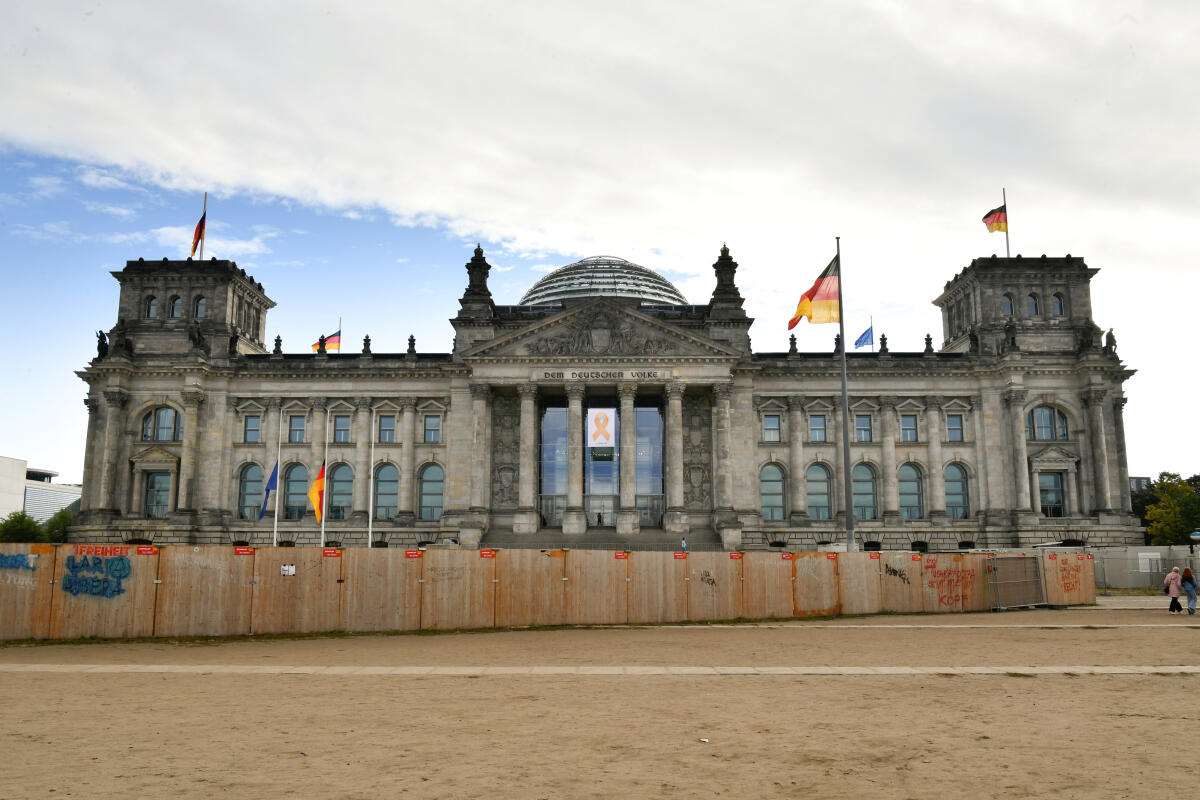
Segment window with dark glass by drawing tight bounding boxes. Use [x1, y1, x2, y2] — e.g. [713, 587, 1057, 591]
[1027, 294, 1040, 316]
[284, 464, 308, 520]
[144, 472, 170, 518]
[146, 296, 158, 318]
[806, 464, 831, 520]
[142, 407, 182, 441]
[194, 296, 206, 318]
[327, 464, 352, 520]
[238, 464, 263, 520]
[424, 415, 440, 443]
[945, 464, 969, 520]
[810, 414, 827, 443]
[855, 414, 872, 442]
[1001, 294, 1014, 316]
[1051, 293, 1065, 316]
[374, 464, 398, 519]
[900, 414, 918, 442]
[243, 415, 260, 443]
[1039, 472, 1065, 517]
[898, 463, 923, 519]
[947, 414, 964, 442]
[168, 296, 182, 318]
[763, 414, 781, 442]
[1025, 406, 1069, 441]
[333, 414, 351, 443]
[419, 464, 444, 520]
[288, 415, 305, 443]
[760, 464, 785, 520]
[378, 414, 395, 443]
[852, 464, 877, 520]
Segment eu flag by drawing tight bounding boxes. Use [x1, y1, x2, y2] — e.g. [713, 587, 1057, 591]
[854, 325, 873, 349]
[258, 461, 279, 521]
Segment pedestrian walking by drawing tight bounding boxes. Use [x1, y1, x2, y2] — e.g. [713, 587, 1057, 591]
[1181, 567, 1198, 616]
[1164, 567, 1183, 614]
[680, 536, 687, 553]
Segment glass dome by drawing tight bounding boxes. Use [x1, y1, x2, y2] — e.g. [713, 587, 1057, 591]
[519, 255, 687, 306]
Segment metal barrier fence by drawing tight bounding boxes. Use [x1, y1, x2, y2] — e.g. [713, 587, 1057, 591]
[987, 555, 1045, 610]
[1090, 547, 1197, 593]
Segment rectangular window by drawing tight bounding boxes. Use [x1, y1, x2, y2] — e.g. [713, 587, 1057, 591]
[288, 415, 305, 443]
[378, 414, 395, 443]
[144, 472, 170, 519]
[243, 415, 260, 443]
[947, 414, 964, 442]
[424, 415, 441, 443]
[333, 414, 351, 443]
[900, 414, 918, 442]
[1039, 472, 1065, 517]
[855, 414, 872, 442]
[763, 414, 781, 442]
[809, 414, 826, 443]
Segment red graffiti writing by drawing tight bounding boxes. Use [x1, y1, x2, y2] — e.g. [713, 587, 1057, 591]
[1059, 560, 1082, 594]
[924, 560, 979, 608]
[73, 545, 130, 557]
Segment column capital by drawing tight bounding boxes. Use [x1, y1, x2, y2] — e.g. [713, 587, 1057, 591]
[878, 394, 898, 410]
[517, 383, 539, 399]
[398, 397, 417, 410]
[84, 397, 99, 415]
[1082, 387, 1108, 406]
[225, 395, 241, 411]
[181, 389, 205, 409]
[925, 394, 945, 410]
[787, 394, 806, 411]
[617, 382, 637, 401]
[1003, 389, 1027, 408]
[353, 396, 373, 410]
[712, 383, 732, 401]
[665, 381, 685, 399]
[309, 396, 328, 411]
[469, 383, 492, 400]
[102, 389, 128, 407]
[265, 396, 283, 411]
[565, 383, 586, 400]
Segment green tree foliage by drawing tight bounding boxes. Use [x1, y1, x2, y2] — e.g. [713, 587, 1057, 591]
[43, 508, 75, 543]
[0, 511, 44, 543]
[1145, 472, 1200, 546]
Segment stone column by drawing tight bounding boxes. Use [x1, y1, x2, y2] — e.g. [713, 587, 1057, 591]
[1004, 390, 1031, 512]
[1030, 469, 1042, 514]
[662, 382, 687, 534]
[616, 382, 640, 535]
[562, 384, 587, 534]
[469, 383, 491, 512]
[787, 395, 808, 524]
[1084, 388, 1112, 511]
[98, 389, 127, 512]
[879, 397, 900, 520]
[926, 396, 946, 521]
[1112, 394, 1132, 513]
[514, 384, 539, 534]
[177, 388, 204, 512]
[713, 384, 733, 511]
[1065, 467, 1079, 515]
[352, 397, 372, 524]
[397, 398, 417, 523]
[81, 398, 100, 511]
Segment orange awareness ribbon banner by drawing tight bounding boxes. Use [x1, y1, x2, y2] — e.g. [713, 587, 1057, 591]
[591, 412, 610, 442]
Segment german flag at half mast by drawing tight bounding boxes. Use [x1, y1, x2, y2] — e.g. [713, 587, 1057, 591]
[190, 211, 206, 257]
[308, 462, 326, 523]
[982, 204, 1008, 233]
[787, 255, 840, 329]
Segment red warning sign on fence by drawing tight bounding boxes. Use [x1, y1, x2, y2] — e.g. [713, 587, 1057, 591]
[1048, 553, 1057, 559]
[404, 550, 423, 558]
[480, 549, 496, 558]
[1087, 553, 1094, 559]
[1077, 554, 1086, 560]
[911, 554, 922, 561]
[614, 552, 628, 559]
[322, 548, 341, 557]
[869, 552, 880, 559]
[233, 546, 254, 555]
[729, 552, 743, 559]
[826, 553, 837, 559]
[136, 545, 158, 555]
[781, 553, 793, 560]
[673, 552, 687, 559]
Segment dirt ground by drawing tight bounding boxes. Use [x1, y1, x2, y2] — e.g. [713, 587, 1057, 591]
[1, 608, 1196, 799]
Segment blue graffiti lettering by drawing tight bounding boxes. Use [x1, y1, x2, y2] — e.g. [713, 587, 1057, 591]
[61, 555, 131, 598]
[0, 553, 37, 571]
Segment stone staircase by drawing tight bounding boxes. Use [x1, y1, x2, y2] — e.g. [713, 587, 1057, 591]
[480, 527, 725, 552]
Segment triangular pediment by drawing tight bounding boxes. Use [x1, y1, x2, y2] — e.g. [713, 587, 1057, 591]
[464, 299, 741, 359]
[131, 445, 180, 466]
[1029, 445, 1078, 467]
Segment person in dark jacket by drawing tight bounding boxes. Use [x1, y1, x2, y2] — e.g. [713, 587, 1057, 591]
[1181, 567, 1197, 616]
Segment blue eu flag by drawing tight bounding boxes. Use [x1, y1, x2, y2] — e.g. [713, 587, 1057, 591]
[854, 325, 873, 349]
[258, 461, 279, 521]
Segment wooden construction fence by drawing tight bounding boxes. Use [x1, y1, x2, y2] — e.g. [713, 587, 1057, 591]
[0, 544, 1096, 641]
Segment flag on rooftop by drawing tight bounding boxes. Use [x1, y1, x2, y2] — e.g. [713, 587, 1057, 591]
[311, 329, 342, 352]
[308, 462, 326, 523]
[787, 255, 840, 329]
[982, 204, 1008, 233]
[190, 210, 206, 257]
[854, 324, 873, 349]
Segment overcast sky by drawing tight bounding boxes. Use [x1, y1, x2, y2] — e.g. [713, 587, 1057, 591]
[1, 0, 1197, 483]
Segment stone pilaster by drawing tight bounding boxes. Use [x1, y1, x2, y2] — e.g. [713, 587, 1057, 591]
[396, 398, 417, 523]
[309, 396, 328, 468]
[352, 396, 372, 522]
[879, 397, 900, 520]
[469, 383, 492, 512]
[562, 383, 587, 534]
[1084, 388, 1112, 512]
[513, 384, 540, 534]
[787, 395, 808, 525]
[1112, 394, 1132, 513]
[713, 384, 734, 511]
[616, 382, 640, 535]
[98, 389, 128, 512]
[662, 382, 687, 534]
[177, 388, 204, 512]
[1004, 389, 1032, 513]
[81, 398, 99, 511]
[926, 396, 946, 522]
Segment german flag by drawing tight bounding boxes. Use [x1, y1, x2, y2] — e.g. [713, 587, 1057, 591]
[982, 204, 1007, 233]
[787, 255, 840, 329]
[190, 211, 206, 256]
[307, 462, 326, 523]
[311, 330, 341, 352]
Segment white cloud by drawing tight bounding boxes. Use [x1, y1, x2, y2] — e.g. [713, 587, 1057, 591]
[28, 175, 65, 198]
[76, 166, 138, 191]
[82, 200, 136, 219]
[11, 220, 73, 240]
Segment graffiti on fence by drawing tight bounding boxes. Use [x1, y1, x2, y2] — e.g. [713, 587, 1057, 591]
[698, 569, 717, 588]
[923, 559, 978, 609]
[1058, 560, 1082, 594]
[61, 555, 131, 598]
[0, 553, 38, 571]
[884, 563, 910, 585]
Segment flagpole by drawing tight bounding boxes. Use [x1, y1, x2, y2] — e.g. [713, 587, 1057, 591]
[320, 414, 330, 547]
[835, 237, 855, 552]
[273, 405, 283, 547]
[367, 406, 376, 547]
[1002, 187, 1010, 258]
[198, 192, 207, 261]
[870, 315, 875, 353]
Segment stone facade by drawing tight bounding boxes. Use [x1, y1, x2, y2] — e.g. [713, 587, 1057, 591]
[70, 247, 1142, 550]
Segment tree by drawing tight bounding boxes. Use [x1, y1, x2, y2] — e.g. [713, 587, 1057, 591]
[1144, 472, 1200, 546]
[0, 511, 44, 543]
[43, 508, 74, 543]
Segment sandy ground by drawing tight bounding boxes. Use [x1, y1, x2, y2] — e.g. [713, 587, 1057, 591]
[2, 608, 1197, 799]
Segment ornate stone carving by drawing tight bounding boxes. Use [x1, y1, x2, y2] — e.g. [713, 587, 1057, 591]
[682, 393, 713, 511]
[398, 397, 417, 410]
[84, 398, 99, 415]
[665, 381, 684, 399]
[787, 395, 806, 410]
[1082, 387, 1108, 406]
[527, 310, 677, 357]
[102, 389, 127, 407]
[354, 396, 372, 410]
[95, 330, 108, 359]
[181, 389, 205, 409]
[490, 394, 520, 510]
[517, 383, 538, 399]
[469, 383, 492, 401]
[565, 383, 586, 400]
[617, 382, 637, 400]
[1003, 389, 1027, 408]
[309, 396, 328, 411]
[712, 383, 732, 401]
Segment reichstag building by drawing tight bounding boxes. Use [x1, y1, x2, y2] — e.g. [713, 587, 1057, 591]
[70, 245, 1142, 550]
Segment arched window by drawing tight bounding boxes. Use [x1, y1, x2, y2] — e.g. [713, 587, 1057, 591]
[168, 296, 183, 318]
[145, 296, 158, 318]
[806, 464, 832, 520]
[852, 464, 877, 521]
[1051, 293, 1065, 317]
[945, 464, 970, 520]
[238, 464, 263, 520]
[327, 464, 353, 520]
[419, 464, 444, 521]
[141, 406, 183, 441]
[898, 464, 923, 519]
[284, 464, 308, 520]
[1001, 294, 1014, 316]
[1026, 294, 1039, 316]
[374, 464, 398, 519]
[1025, 406, 1070, 441]
[760, 464, 785, 521]
[194, 296, 206, 319]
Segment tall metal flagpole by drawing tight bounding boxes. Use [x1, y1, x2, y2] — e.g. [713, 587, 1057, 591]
[320, 414, 330, 547]
[835, 237, 856, 552]
[870, 315, 875, 353]
[273, 405, 283, 547]
[1002, 187, 1010, 258]
[197, 192, 207, 261]
[367, 407, 376, 547]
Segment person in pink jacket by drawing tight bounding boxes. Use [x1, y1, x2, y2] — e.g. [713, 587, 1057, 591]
[1164, 567, 1183, 614]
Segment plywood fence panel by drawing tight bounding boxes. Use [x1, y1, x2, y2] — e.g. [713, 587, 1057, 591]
[1043, 552, 1093, 606]
[960, 554, 990, 612]
[922, 553, 968, 613]
[686, 552, 743, 622]
[838, 552, 882, 616]
[794, 552, 840, 617]
[496, 549, 566, 628]
[341, 548, 423, 632]
[251, 547, 343, 634]
[0, 543, 55, 640]
[421, 549, 495, 631]
[564, 550, 628, 625]
[154, 546, 253, 637]
[1077, 554, 1096, 605]
[879, 552, 925, 613]
[740, 553, 795, 619]
[1040, 553, 1069, 606]
[50, 544, 159, 639]
[628, 552, 687, 625]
